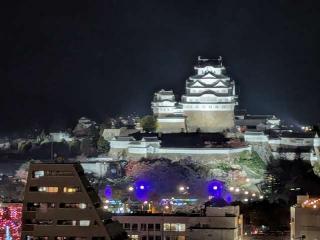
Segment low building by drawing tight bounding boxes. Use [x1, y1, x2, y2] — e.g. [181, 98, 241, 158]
[21, 162, 125, 240]
[109, 133, 251, 162]
[290, 195, 320, 240]
[113, 205, 243, 240]
[49, 132, 74, 142]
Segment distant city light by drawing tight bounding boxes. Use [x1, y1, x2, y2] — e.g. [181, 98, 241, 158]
[244, 191, 249, 195]
[244, 198, 248, 202]
[103, 205, 108, 210]
[235, 188, 240, 193]
[139, 185, 145, 190]
[213, 186, 218, 190]
[229, 186, 234, 191]
[252, 193, 256, 197]
[128, 186, 134, 192]
[259, 195, 264, 199]
[178, 186, 185, 192]
[246, 178, 250, 182]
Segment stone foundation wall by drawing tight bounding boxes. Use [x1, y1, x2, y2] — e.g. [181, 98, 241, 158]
[157, 122, 186, 133]
[128, 151, 245, 165]
[184, 111, 235, 132]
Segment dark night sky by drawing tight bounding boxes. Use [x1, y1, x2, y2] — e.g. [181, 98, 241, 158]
[2, 0, 320, 134]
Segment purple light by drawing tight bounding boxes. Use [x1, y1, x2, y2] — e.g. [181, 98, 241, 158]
[207, 180, 224, 198]
[134, 180, 151, 201]
[104, 185, 112, 199]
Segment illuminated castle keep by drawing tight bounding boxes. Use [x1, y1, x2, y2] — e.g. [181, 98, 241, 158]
[152, 57, 238, 133]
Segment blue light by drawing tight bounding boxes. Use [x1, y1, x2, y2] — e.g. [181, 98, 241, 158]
[134, 180, 151, 201]
[104, 185, 112, 199]
[224, 192, 233, 204]
[207, 180, 224, 198]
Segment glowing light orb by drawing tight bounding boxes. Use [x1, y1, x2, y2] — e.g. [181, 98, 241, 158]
[134, 180, 151, 201]
[104, 185, 112, 199]
[207, 180, 224, 198]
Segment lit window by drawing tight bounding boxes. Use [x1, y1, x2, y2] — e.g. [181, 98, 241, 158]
[163, 223, 186, 232]
[79, 220, 90, 226]
[128, 235, 139, 240]
[33, 171, 45, 178]
[63, 187, 80, 193]
[79, 203, 87, 209]
[59, 203, 87, 209]
[36, 187, 59, 192]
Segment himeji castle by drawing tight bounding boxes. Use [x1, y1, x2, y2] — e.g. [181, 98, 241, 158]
[152, 56, 238, 133]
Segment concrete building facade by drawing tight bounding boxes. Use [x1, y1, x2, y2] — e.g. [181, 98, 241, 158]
[21, 162, 125, 240]
[113, 205, 243, 240]
[290, 195, 320, 240]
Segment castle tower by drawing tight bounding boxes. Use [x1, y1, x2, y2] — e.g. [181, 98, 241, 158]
[181, 57, 238, 132]
[151, 89, 186, 133]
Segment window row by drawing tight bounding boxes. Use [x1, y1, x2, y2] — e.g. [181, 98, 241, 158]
[25, 237, 105, 240]
[26, 202, 87, 211]
[137, 236, 185, 240]
[32, 170, 74, 178]
[163, 223, 186, 232]
[24, 219, 94, 226]
[124, 223, 161, 231]
[29, 186, 81, 193]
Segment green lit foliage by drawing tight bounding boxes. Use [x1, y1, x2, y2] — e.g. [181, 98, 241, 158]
[140, 115, 157, 132]
[215, 163, 233, 172]
[237, 150, 266, 175]
[313, 161, 320, 177]
[97, 136, 110, 154]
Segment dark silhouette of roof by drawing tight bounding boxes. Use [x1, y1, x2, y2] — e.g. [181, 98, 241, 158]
[129, 132, 228, 148]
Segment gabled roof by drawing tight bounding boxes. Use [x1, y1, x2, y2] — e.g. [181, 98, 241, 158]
[202, 72, 217, 78]
[189, 81, 205, 87]
[214, 81, 228, 87]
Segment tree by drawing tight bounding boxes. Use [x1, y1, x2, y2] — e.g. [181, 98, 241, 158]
[140, 115, 157, 132]
[97, 136, 110, 154]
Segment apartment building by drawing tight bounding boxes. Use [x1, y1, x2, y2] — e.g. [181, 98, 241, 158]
[113, 205, 243, 240]
[21, 162, 125, 240]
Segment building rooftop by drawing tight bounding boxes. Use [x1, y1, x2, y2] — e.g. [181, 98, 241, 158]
[130, 132, 229, 148]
